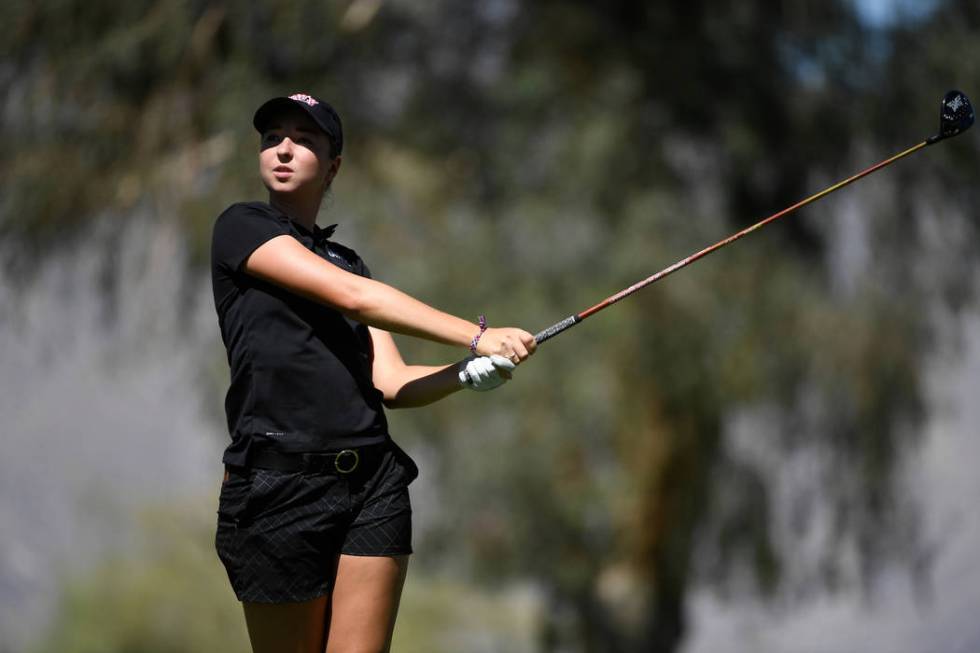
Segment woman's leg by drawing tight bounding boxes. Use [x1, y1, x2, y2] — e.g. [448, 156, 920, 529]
[324, 554, 410, 653]
[243, 594, 330, 653]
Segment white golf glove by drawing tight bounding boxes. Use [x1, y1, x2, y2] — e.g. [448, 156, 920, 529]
[458, 355, 516, 392]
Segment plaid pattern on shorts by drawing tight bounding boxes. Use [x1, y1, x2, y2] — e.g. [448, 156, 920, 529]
[215, 439, 418, 603]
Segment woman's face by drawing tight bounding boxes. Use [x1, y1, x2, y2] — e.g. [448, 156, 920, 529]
[258, 108, 340, 197]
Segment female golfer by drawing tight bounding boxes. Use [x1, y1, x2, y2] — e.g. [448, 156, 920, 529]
[210, 93, 535, 652]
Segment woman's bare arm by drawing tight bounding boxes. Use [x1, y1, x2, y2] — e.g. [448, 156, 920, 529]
[368, 327, 468, 408]
[244, 235, 536, 359]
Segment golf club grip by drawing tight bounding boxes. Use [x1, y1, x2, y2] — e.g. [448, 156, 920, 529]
[534, 315, 581, 344]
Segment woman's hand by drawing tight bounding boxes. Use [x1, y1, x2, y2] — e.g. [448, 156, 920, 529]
[458, 355, 516, 391]
[475, 327, 537, 364]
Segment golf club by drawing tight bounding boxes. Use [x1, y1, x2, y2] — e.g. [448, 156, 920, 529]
[532, 89, 974, 345]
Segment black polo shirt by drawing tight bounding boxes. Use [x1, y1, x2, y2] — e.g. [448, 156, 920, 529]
[210, 201, 388, 466]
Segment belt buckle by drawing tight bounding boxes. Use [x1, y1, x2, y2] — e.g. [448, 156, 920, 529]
[334, 449, 359, 474]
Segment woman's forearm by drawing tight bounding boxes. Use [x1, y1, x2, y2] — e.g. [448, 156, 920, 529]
[349, 278, 478, 348]
[381, 363, 465, 409]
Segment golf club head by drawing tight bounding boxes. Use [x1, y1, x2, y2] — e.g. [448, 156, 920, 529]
[928, 90, 974, 144]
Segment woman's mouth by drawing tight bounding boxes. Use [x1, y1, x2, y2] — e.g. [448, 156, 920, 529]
[273, 166, 293, 180]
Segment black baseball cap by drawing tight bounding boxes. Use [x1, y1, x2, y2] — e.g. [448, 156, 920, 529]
[253, 93, 344, 156]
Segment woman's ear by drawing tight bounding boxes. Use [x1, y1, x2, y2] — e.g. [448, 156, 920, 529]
[325, 155, 342, 186]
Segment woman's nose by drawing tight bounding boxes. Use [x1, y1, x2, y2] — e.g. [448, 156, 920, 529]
[276, 138, 293, 158]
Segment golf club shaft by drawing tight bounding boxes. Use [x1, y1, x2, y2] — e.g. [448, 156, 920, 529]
[534, 139, 930, 344]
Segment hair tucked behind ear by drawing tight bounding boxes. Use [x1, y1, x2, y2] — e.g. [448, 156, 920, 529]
[322, 152, 341, 197]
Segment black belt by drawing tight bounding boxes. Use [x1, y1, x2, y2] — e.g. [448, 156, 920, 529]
[243, 444, 384, 475]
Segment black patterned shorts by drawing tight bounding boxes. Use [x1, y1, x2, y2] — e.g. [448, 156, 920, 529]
[214, 439, 419, 603]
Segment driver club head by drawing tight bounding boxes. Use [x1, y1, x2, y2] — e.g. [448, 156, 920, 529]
[929, 90, 974, 144]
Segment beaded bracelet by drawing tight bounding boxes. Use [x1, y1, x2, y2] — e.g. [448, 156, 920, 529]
[469, 315, 487, 354]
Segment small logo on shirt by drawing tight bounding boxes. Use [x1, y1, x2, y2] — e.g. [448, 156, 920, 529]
[265, 431, 286, 437]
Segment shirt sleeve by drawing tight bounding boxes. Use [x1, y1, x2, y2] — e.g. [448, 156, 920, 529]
[211, 203, 292, 274]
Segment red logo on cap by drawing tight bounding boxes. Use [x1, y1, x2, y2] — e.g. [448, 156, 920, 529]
[289, 93, 319, 107]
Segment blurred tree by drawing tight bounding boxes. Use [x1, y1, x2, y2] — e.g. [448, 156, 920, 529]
[33, 504, 251, 653]
[7, 1, 979, 652]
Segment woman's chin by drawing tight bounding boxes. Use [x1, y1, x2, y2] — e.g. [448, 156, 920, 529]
[264, 179, 300, 194]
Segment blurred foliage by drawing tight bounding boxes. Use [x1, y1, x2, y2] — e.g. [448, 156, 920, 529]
[7, 0, 979, 651]
[32, 503, 251, 653]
